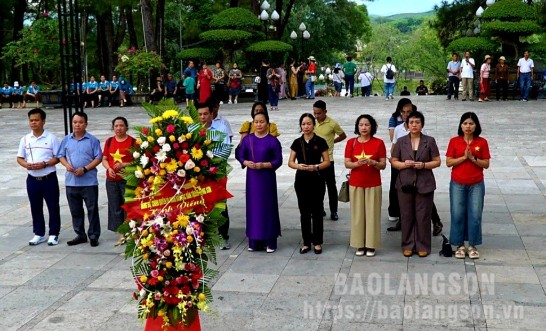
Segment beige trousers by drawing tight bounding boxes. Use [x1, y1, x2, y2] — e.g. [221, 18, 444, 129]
[461, 77, 474, 100]
[349, 185, 382, 249]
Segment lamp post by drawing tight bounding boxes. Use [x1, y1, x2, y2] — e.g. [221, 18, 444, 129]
[290, 22, 310, 59]
[259, 0, 280, 37]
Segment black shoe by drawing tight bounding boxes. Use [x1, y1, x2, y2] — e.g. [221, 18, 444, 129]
[446, 97, 451, 100]
[314, 245, 322, 254]
[387, 220, 401, 232]
[330, 212, 339, 221]
[299, 246, 311, 254]
[90, 239, 99, 247]
[67, 237, 87, 246]
[433, 221, 443, 236]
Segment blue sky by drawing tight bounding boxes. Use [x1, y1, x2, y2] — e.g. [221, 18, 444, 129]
[362, 0, 453, 16]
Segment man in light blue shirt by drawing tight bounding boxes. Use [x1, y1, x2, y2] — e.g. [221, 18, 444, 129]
[1, 82, 13, 108]
[446, 53, 461, 100]
[57, 112, 103, 247]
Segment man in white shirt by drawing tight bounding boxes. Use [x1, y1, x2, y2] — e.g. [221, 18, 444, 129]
[381, 56, 397, 101]
[460, 51, 475, 101]
[17, 108, 62, 246]
[517, 50, 534, 101]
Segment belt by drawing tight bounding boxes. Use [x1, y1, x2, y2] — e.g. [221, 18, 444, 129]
[29, 172, 56, 181]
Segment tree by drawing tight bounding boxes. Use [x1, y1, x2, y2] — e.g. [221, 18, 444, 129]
[480, 0, 540, 59]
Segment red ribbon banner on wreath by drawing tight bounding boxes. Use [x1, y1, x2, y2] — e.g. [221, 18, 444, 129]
[122, 178, 232, 220]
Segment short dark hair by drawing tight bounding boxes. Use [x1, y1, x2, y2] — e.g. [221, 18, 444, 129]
[346, 56, 352, 61]
[354, 114, 378, 136]
[457, 112, 482, 137]
[112, 116, 128, 129]
[406, 110, 425, 127]
[313, 100, 326, 110]
[251, 101, 268, 117]
[299, 113, 316, 131]
[72, 111, 88, 123]
[392, 97, 412, 119]
[252, 111, 269, 123]
[386, 56, 392, 62]
[28, 108, 46, 120]
[194, 101, 211, 113]
[452, 52, 458, 57]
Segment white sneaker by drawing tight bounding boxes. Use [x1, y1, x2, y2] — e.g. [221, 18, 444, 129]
[29, 235, 47, 246]
[234, 100, 237, 104]
[219, 101, 224, 105]
[221, 240, 231, 250]
[389, 94, 394, 100]
[48, 235, 59, 246]
[228, 100, 232, 104]
[388, 216, 399, 222]
[366, 249, 376, 257]
[266, 247, 276, 253]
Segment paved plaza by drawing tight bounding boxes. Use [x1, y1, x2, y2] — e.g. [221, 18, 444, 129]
[1, 95, 546, 330]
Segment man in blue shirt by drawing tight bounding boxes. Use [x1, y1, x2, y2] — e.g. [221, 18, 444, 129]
[446, 53, 461, 100]
[23, 81, 41, 108]
[108, 75, 120, 106]
[57, 112, 103, 247]
[12, 81, 24, 108]
[163, 73, 177, 100]
[1, 82, 13, 108]
[97, 75, 110, 107]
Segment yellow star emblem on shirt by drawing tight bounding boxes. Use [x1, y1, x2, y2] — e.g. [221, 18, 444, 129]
[474, 146, 480, 151]
[111, 149, 125, 163]
[354, 151, 372, 160]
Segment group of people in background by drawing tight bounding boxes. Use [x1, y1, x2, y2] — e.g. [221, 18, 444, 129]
[70, 75, 133, 108]
[1, 81, 41, 109]
[447, 50, 536, 102]
[150, 61, 243, 108]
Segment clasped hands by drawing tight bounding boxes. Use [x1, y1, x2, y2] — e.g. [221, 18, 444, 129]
[245, 161, 265, 170]
[297, 163, 316, 172]
[404, 160, 425, 169]
[27, 162, 46, 170]
[357, 158, 377, 167]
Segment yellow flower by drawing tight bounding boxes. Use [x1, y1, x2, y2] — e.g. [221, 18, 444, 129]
[181, 116, 193, 124]
[140, 275, 148, 283]
[149, 116, 163, 124]
[187, 235, 193, 243]
[136, 138, 142, 145]
[144, 169, 151, 175]
[165, 261, 173, 268]
[159, 162, 167, 169]
[185, 133, 192, 139]
[169, 135, 176, 142]
[142, 229, 149, 237]
[153, 176, 163, 186]
[157, 310, 165, 317]
[159, 169, 166, 176]
[196, 247, 202, 255]
[166, 161, 178, 173]
[191, 147, 203, 160]
[197, 301, 208, 312]
[155, 128, 163, 136]
[198, 293, 206, 301]
[147, 136, 155, 142]
[157, 275, 164, 282]
[189, 178, 198, 186]
[143, 253, 149, 260]
[204, 139, 211, 146]
[162, 110, 179, 119]
[193, 166, 200, 173]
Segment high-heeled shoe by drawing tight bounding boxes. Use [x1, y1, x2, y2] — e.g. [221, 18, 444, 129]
[299, 246, 311, 254]
[314, 245, 322, 254]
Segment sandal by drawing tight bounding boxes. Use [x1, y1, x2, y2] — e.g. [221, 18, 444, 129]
[455, 245, 466, 259]
[468, 246, 480, 259]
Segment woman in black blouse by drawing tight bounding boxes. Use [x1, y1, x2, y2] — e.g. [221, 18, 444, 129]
[288, 113, 330, 254]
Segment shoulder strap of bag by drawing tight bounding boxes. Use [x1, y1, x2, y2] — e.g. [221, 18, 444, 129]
[300, 137, 307, 164]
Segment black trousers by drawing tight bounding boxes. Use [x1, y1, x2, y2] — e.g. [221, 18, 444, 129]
[388, 167, 400, 218]
[320, 162, 338, 214]
[295, 172, 326, 246]
[447, 76, 460, 98]
[219, 205, 230, 240]
[496, 79, 508, 100]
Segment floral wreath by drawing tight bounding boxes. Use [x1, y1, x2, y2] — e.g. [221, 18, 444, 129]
[118, 101, 232, 329]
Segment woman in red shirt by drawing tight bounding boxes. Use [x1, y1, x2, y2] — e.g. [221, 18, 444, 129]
[197, 61, 212, 103]
[102, 117, 135, 244]
[344, 114, 386, 257]
[446, 112, 490, 259]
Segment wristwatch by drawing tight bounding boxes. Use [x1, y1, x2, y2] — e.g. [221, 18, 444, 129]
[316, 165, 320, 171]
[83, 167, 89, 173]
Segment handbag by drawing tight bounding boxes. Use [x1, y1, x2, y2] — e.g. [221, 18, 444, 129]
[338, 138, 357, 203]
[338, 174, 350, 202]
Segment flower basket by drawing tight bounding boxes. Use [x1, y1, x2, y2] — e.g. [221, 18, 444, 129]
[119, 100, 232, 330]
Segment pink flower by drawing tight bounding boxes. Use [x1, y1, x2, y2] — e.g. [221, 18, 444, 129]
[209, 166, 218, 174]
[166, 124, 176, 134]
[151, 270, 159, 278]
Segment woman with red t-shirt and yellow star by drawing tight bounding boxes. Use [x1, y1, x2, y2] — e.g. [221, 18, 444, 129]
[344, 114, 386, 257]
[446, 112, 490, 260]
[102, 116, 135, 244]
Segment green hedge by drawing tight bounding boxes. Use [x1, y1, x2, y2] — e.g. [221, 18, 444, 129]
[199, 29, 253, 42]
[481, 0, 537, 21]
[447, 37, 498, 54]
[482, 21, 540, 35]
[209, 8, 262, 29]
[246, 40, 293, 53]
[177, 48, 218, 61]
